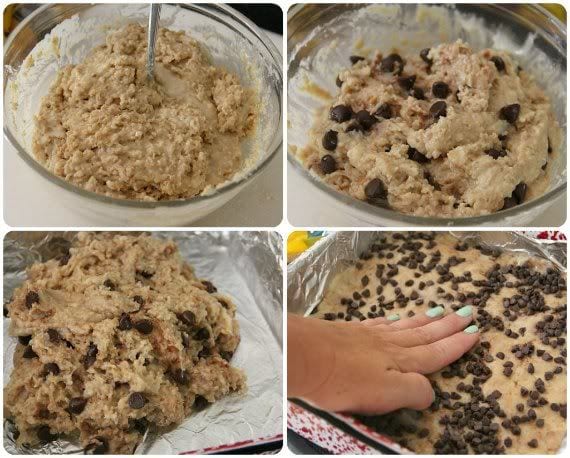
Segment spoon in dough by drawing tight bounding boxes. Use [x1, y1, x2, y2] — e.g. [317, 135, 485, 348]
[146, 4, 161, 81]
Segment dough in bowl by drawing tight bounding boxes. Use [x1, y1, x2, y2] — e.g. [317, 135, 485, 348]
[33, 24, 257, 201]
[297, 41, 561, 217]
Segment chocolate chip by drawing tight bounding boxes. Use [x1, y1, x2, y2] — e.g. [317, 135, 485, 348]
[201, 280, 217, 293]
[128, 392, 147, 409]
[502, 196, 518, 210]
[130, 418, 149, 435]
[496, 352, 505, 360]
[133, 295, 144, 306]
[375, 103, 392, 119]
[407, 147, 429, 164]
[103, 279, 117, 291]
[43, 363, 60, 377]
[410, 87, 425, 99]
[118, 313, 132, 331]
[195, 328, 210, 340]
[37, 425, 57, 442]
[513, 182, 527, 204]
[85, 437, 109, 454]
[220, 350, 234, 361]
[137, 270, 154, 279]
[350, 55, 365, 64]
[177, 311, 196, 327]
[169, 368, 190, 386]
[364, 178, 388, 202]
[420, 48, 432, 64]
[536, 419, 545, 427]
[499, 104, 520, 124]
[527, 439, 538, 448]
[504, 437, 512, 448]
[429, 101, 447, 120]
[18, 335, 32, 346]
[134, 319, 153, 335]
[528, 363, 535, 374]
[355, 110, 377, 131]
[84, 342, 98, 368]
[23, 346, 38, 359]
[330, 105, 353, 123]
[398, 75, 416, 91]
[68, 397, 88, 415]
[322, 130, 338, 151]
[491, 56, 506, 72]
[25, 291, 40, 308]
[432, 81, 450, 98]
[336, 75, 343, 87]
[380, 53, 404, 74]
[193, 395, 210, 410]
[319, 154, 338, 175]
[486, 149, 507, 160]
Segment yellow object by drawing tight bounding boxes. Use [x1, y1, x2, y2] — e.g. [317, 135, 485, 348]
[542, 4, 566, 22]
[288, 231, 310, 256]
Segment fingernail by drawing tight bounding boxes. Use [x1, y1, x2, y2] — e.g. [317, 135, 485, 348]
[425, 306, 444, 318]
[455, 305, 473, 318]
[387, 314, 400, 321]
[464, 325, 479, 334]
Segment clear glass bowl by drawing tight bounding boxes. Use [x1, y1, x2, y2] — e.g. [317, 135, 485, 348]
[287, 4, 566, 227]
[4, 3, 282, 226]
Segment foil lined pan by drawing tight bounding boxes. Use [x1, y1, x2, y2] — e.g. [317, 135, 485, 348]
[3, 231, 283, 454]
[287, 230, 566, 453]
[288, 231, 566, 316]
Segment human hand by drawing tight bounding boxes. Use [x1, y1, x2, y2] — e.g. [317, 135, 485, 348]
[287, 305, 479, 414]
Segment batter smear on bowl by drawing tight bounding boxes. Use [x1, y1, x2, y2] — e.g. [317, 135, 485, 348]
[33, 24, 257, 201]
[297, 41, 561, 217]
[4, 233, 246, 453]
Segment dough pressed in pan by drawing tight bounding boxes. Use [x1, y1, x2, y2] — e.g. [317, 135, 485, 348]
[297, 41, 561, 217]
[314, 232, 566, 454]
[33, 23, 257, 201]
[4, 233, 246, 454]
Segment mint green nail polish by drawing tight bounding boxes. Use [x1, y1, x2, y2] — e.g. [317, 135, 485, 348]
[464, 325, 479, 334]
[426, 306, 444, 318]
[387, 314, 400, 321]
[455, 305, 473, 317]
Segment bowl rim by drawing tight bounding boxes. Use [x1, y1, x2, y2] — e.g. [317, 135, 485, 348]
[286, 3, 567, 226]
[3, 3, 283, 209]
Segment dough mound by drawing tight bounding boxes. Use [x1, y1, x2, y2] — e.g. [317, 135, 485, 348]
[4, 233, 246, 454]
[298, 41, 561, 217]
[315, 232, 566, 454]
[33, 24, 256, 201]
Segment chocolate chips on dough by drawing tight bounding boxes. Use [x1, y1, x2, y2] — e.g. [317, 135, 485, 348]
[314, 232, 566, 454]
[33, 24, 256, 201]
[4, 233, 246, 453]
[297, 41, 561, 217]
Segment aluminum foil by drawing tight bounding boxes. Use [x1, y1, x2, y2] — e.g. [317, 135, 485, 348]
[3, 231, 283, 454]
[287, 230, 566, 453]
[288, 231, 566, 316]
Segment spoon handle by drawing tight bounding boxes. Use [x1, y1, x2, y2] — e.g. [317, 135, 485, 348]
[146, 4, 162, 80]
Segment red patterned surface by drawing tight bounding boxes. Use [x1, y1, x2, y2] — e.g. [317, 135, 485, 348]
[288, 402, 377, 454]
[180, 434, 282, 455]
[524, 230, 567, 241]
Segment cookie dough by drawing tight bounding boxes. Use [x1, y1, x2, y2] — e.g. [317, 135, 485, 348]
[4, 233, 246, 454]
[33, 24, 256, 201]
[297, 41, 561, 217]
[313, 232, 566, 453]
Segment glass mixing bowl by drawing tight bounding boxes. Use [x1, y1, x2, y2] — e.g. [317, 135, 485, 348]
[4, 3, 282, 226]
[287, 4, 566, 227]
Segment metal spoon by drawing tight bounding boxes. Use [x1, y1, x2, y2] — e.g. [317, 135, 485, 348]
[146, 4, 161, 81]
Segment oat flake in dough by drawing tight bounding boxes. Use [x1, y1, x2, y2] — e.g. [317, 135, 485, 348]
[298, 41, 561, 217]
[4, 233, 246, 454]
[33, 24, 257, 201]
